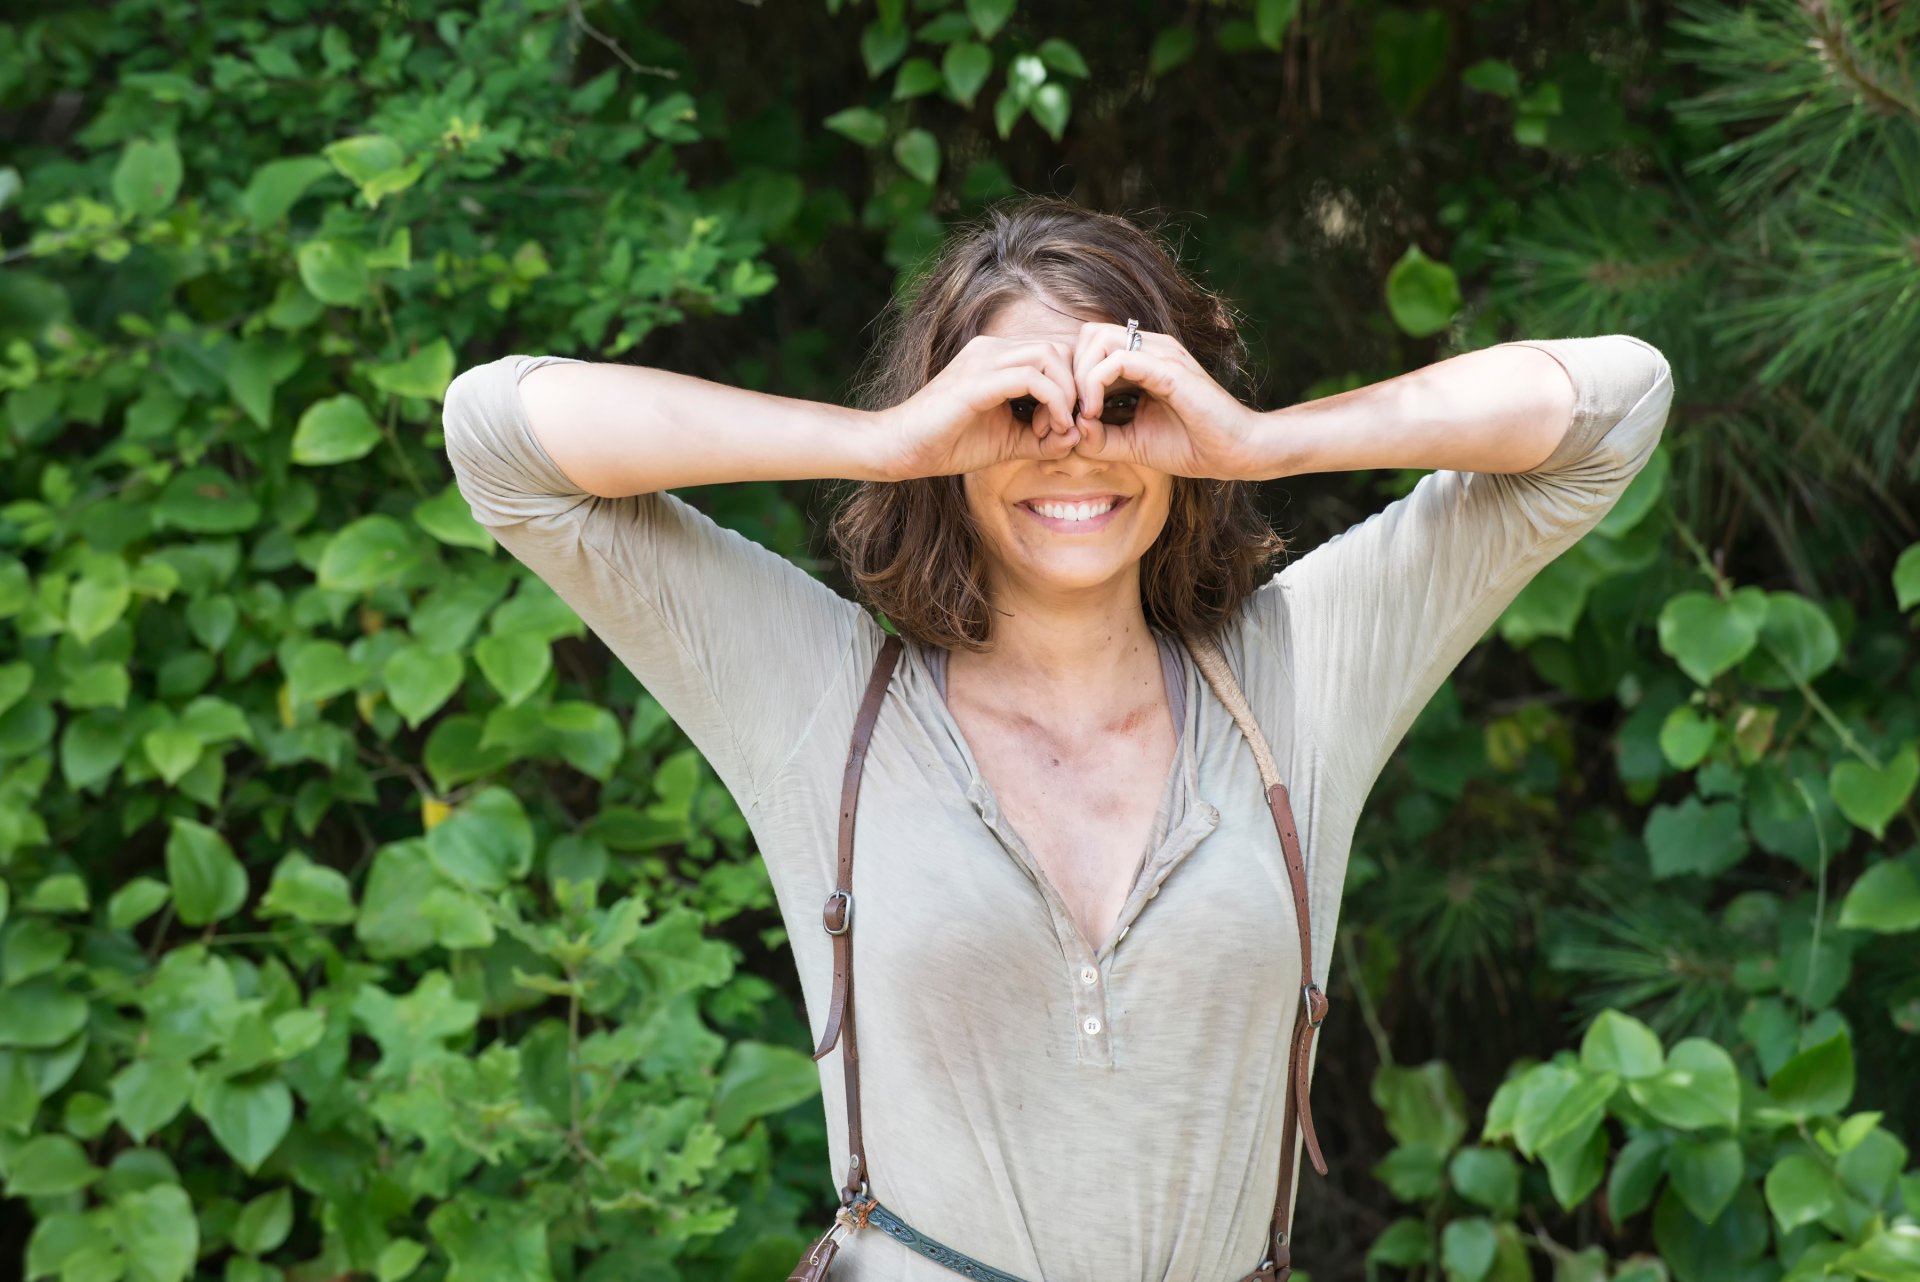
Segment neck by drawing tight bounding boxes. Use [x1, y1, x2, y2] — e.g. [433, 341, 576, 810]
[947, 573, 1164, 731]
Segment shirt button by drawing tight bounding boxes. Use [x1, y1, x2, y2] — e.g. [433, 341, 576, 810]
[1083, 1016, 1103, 1036]
[1080, 966, 1098, 985]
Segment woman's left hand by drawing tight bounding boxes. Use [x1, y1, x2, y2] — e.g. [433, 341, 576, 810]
[1063, 320, 1265, 479]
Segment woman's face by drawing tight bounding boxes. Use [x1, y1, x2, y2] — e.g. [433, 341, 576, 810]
[962, 295, 1175, 605]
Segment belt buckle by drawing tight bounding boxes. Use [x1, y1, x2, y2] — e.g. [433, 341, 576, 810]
[823, 888, 854, 935]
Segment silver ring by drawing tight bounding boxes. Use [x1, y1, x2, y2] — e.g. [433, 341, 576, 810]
[1125, 318, 1141, 351]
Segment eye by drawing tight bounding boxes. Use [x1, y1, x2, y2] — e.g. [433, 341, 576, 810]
[1010, 395, 1038, 424]
[1098, 391, 1141, 425]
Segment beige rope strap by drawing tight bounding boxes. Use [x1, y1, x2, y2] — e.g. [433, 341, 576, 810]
[1183, 630, 1282, 789]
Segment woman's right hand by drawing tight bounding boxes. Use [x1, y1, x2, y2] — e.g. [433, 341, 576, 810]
[877, 335, 1085, 480]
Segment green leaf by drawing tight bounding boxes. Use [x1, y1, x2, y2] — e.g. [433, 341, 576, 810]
[1645, 795, 1749, 879]
[1036, 37, 1089, 77]
[110, 1057, 193, 1143]
[1893, 542, 1920, 610]
[355, 840, 444, 959]
[1030, 83, 1070, 141]
[1668, 1135, 1743, 1224]
[893, 128, 941, 186]
[414, 483, 496, 552]
[1148, 26, 1197, 77]
[1371, 1060, 1468, 1150]
[318, 514, 422, 593]
[1368, 1218, 1435, 1268]
[712, 1041, 822, 1137]
[1833, 1224, 1920, 1279]
[1829, 744, 1919, 840]
[1767, 1030, 1853, 1118]
[1447, 1147, 1520, 1218]
[0, 976, 89, 1048]
[112, 137, 183, 217]
[367, 339, 454, 401]
[892, 56, 944, 100]
[1385, 244, 1461, 337]
[68, 569, 131, 646]
[141, 720, 202, 786]
[1658, 705, 1716, 770]
[1657, 588, 1768, 686]
[292, 395, 382, 465]
[1374, 1142, 1448, 1201]
[1579, 1009, 1665, 1080]
[1540, 1122, 1607, 1209]
[259, 852, 356, 925]
[427, 786, 534, 892]
[376, 1240, 427, 1282]
[823, 107, 888, 148]
[942, 41, 993, 107]
[114, 1183, 197, 1282]
[284, 639, 368, 706]
[1256, 0, 1300, 48]
[108, 878, 170, 932]
[4, 917, 70, 981]
[192, 1073, 292, 1174]
[5, 1134, 99, 1196]
[1739, 590, 1840, 689]
[1764, 1153, 1838, 1233]
[240, 156, 334, 228]
[1440, 1217, 1497, 1282]
[353, 971, 479, 1079]
[295, 237, 370, 306]
[322, 133, 422, 209]
[231, 1188, 293, 1256]
[384, 643, 465, 728]
[1627, 1037, 1741, 1130]
[1462, 58, 1521, 96]
[860, 20, 909, 77]
[965, 0, 1014, 40]
[1607, 1131, 1670, 1221]
[1838, 858, 1920, 932]
[165, 817, 248, 926]
[993, 85, 1026, 138]
[25, 873, 87, 914]
[1512, 1063, 1614, 1159]
[1652, 1184, 1770, 1281]
[473, 631, 550, 706]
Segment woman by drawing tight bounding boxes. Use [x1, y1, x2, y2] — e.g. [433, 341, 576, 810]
[441, 195, 1674, 1281]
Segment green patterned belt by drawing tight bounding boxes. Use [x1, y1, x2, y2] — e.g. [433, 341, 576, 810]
[863, 1199, 1035, 1282]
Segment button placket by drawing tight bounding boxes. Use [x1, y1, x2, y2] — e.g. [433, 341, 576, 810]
[1071, 951, 1113, 1066]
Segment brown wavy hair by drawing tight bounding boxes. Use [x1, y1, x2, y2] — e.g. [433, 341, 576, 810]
[829, 194, 1285, 653]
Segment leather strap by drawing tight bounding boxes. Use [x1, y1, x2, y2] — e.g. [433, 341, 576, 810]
[810, 631, 904, 1206]
[808, 628, 1325, 1279]
[1185, 630, 1329, 1281]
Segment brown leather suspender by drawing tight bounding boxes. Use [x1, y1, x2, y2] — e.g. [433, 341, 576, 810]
[796, 630, 1328, 1282]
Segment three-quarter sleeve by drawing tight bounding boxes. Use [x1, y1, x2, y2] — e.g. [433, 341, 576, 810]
[440, 353, 871, 808]
[1241, 334, 1675, 799]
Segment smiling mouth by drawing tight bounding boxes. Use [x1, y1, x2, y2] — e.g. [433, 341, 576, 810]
[1018, 495, 1131, 528]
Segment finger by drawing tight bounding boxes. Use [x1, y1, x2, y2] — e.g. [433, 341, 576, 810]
[1082, 348, 1182, 413]
[985, 363, 1075, 438]
[1003, 343, 1077, 437]
[1013, 421, 1080, 461]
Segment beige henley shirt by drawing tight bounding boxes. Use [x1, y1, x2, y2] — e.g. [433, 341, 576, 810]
[441, 335, 1675, 1280]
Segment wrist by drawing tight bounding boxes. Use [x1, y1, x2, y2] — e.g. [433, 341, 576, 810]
[1229, 404, 1312, 481]
[854, 406, 914, 483]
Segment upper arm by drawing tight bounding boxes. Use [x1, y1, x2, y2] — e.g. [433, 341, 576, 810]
[441, 353, 873, 806]
[1241, 334, 1675, 798]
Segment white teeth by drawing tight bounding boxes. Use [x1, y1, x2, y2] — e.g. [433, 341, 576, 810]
[1030, 499, 1115, 522]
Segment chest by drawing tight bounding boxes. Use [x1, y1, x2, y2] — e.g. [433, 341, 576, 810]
[948, 696, 1179, 954]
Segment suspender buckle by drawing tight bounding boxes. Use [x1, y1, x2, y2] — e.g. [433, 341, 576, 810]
[1302, 981, 1328, 1027]
[823, 889, 854, 935]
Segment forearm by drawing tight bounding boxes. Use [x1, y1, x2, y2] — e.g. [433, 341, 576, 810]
[1237, 343, 1577, 481]
[517, 360, 897, 496]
